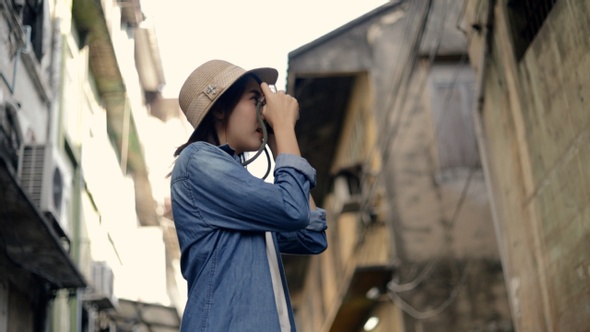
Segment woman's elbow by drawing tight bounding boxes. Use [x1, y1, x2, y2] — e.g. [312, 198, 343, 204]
[282, 208, 311, 230]
[309, 236, 328, 254]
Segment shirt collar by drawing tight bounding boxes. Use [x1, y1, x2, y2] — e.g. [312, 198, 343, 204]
[219, 144, 235, 156]
[218, 144, 242, 163]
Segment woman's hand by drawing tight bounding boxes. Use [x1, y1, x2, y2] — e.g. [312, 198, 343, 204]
[260, 83, 299, 132]
[260, 83, 301, 157]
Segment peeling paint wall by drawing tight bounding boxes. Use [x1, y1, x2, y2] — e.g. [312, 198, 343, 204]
[463, 0, 590, 330]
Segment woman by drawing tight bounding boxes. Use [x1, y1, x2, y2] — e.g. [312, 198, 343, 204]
[170, 59, 328, 331]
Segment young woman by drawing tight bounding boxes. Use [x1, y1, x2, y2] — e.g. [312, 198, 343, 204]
[170, 59, 328, 331]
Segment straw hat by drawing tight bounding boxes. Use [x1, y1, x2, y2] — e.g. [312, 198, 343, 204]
[178, 59, 279, 130]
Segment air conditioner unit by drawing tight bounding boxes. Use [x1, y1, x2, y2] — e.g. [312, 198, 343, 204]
[18, 144, 72, 238]
[91, 261, 114, 299]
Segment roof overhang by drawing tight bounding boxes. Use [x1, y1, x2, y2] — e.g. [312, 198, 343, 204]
[0, 158, 86, 289]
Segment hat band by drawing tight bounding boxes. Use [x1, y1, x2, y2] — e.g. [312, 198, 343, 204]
[203, 65, 247, 98]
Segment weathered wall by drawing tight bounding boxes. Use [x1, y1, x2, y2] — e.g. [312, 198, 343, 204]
[369, 4, 510, 330]
[0, 5, 51, 144]
[464, 0, 590, 330]
[290, 1, 512, 331]
[0, 2, 60, 332]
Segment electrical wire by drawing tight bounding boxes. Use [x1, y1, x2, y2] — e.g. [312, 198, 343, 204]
[356, 0, 447, 270]
[359, 0, 436, 218]
[383, 1, 496, 319]
[325, 0, 487, 319]
[387, 165, 476, 293]
[388, 260, 473, 320]
[386, 1, 484, 295]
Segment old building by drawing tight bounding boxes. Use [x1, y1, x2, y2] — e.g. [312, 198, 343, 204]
[287, 1, 512, 331]
[0, 0, 86, 329]
[0, 0, 180, 330]
[461, 0, 590, 330]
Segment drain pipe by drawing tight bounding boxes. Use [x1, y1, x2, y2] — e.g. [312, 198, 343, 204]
[470, 0, 519, 323]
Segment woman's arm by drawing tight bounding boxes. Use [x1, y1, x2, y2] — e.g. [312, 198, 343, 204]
[179, 143, 315, 233]
[275, 207, 328, 255]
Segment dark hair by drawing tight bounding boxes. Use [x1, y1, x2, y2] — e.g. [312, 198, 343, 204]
[173, 74, 261, 157]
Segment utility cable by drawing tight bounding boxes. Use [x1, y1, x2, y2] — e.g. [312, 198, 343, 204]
[386, 1, 484, 294]
[360, 0, 439, 216]
[388, 259, 473, 320]
[387, 163, 476, 293]
[386, 1, 496, 320]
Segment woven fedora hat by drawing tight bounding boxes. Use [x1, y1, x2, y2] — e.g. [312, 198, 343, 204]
[178, 59, 279, 130]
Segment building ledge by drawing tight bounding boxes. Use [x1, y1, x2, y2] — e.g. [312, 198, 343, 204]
[0, 157, 86, 289]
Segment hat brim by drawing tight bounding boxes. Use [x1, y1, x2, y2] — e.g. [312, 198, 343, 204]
[246, 67, 279, 86]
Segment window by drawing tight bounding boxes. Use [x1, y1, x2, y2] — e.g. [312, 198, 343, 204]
[507, 0, 558, 61]
[429, 65, 479, 169]
[19, 0, 46, 61]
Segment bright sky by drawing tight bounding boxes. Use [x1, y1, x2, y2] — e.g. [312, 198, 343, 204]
[145, 0, 390, 96]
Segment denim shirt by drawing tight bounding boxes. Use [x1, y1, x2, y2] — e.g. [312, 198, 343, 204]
[170, 142, 328, 332]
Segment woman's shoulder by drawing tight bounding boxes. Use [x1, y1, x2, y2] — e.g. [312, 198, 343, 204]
[172, 142, 242, 183]
[177, 142, 238, 168]
[179, 141, 222, 159]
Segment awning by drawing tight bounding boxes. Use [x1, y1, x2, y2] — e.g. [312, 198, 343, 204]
[0, 158, 86, 289]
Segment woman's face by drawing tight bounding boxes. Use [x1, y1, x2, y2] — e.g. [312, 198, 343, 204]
[218, 77, 264, 154]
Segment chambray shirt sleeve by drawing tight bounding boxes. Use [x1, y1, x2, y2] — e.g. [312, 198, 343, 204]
[276, 207, 328, 255]
[180, 143, 315, 233]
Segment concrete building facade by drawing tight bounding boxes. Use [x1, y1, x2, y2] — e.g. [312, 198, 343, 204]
[287, 1, 512, 331]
